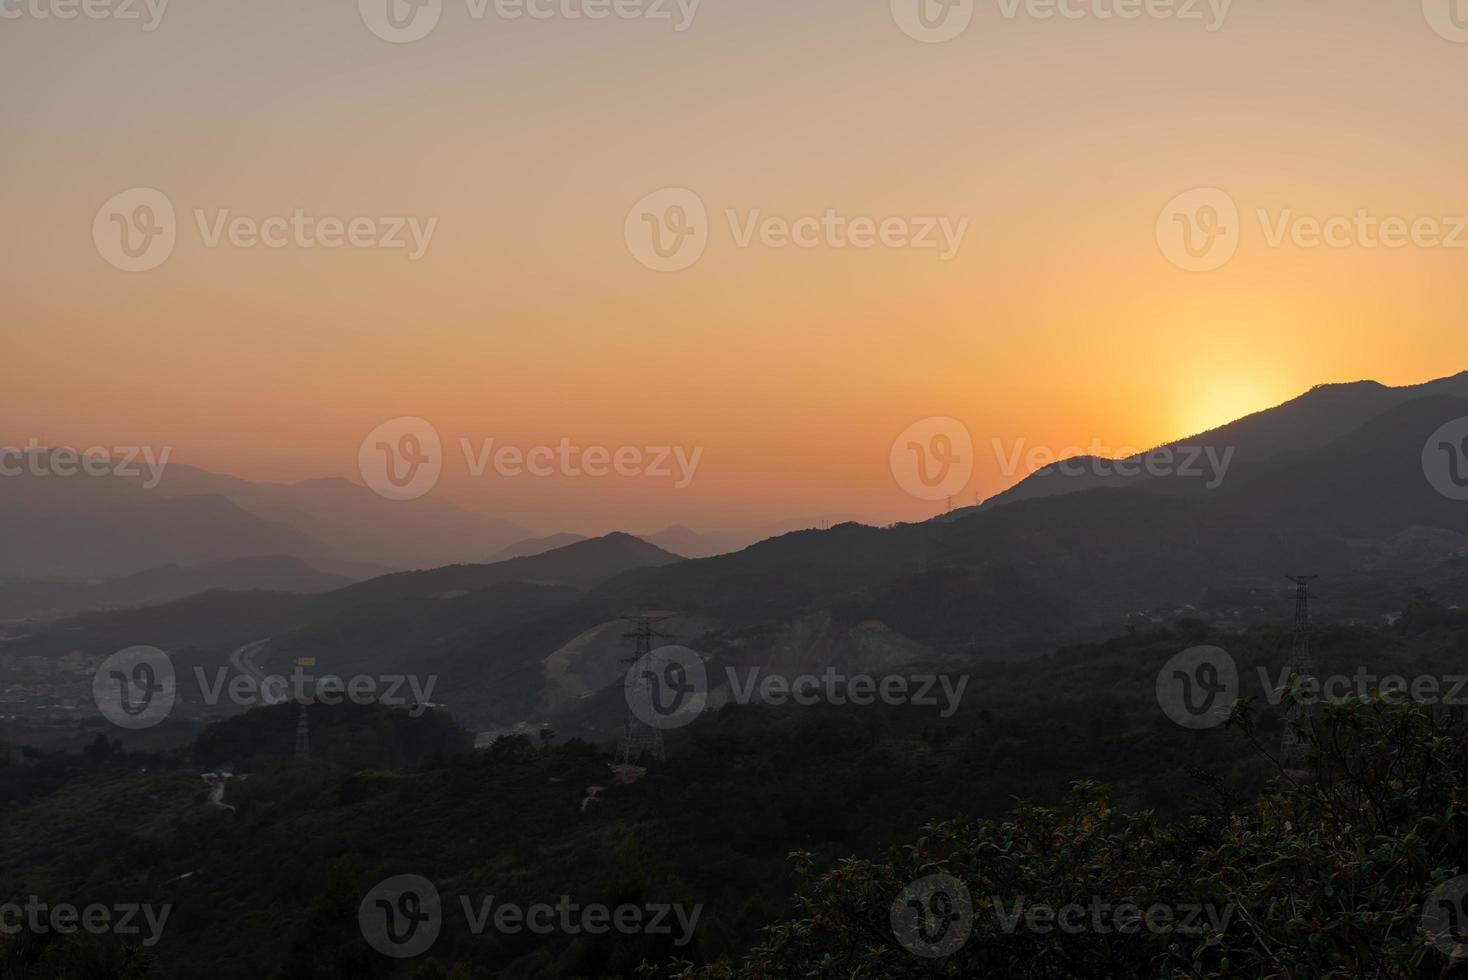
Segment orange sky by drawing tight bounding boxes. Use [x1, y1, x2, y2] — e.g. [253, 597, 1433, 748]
[5, 1, 1468, 534]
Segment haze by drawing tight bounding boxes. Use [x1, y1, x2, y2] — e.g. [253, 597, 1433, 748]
[5, 0, 1468, 534]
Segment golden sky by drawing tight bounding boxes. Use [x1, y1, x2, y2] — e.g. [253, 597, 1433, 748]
[5, 0, 1468, 533]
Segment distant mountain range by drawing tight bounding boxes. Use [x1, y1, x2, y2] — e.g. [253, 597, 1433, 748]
[488, 518, 863, 564]
[10, 371, 1468, 743]
[0, 446, 850, 586]
[0, 556, 353, 620]
[967, 370, 1468, 513]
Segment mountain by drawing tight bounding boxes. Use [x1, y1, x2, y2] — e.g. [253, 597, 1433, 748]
[0, 467, 331, 580]
[134, 464, 529, 569]
[326, 531, 681, 606]
[15, 374, 1468, 742]
[973, 370, 1468, 513]
[642, 516, 863, 558]
[4, 533, 683, 674]
[0, 453, 531, 581]
[0, 556, 354, 620]
[488, 532, 589, 561]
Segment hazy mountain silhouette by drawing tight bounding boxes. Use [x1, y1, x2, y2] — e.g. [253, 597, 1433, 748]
[642, 516, 862, 558]
[13, 373, 1468, 738]
[6, 533, 682, 662]
[0, 556, 352, 619]
[135, 464, 529, 569]
[489, 533, 590, 561]
[0, 470, 330, 580]
[973, 371, 1468, 513]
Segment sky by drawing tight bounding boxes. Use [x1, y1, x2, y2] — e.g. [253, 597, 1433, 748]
[5, 0, 1468, 535]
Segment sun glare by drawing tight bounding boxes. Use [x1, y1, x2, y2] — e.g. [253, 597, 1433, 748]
[1177, 377, 1280, 439]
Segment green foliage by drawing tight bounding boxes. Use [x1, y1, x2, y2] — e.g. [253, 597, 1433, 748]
[671, 696, 1468, 978]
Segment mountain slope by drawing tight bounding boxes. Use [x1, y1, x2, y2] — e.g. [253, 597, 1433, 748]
[0, 556, 353, 620]
[0, 470, 330, 580]
[974, 370, 1468, 513]
[135, 465, 529, 569]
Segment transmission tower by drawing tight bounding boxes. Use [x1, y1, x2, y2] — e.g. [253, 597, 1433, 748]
[615, 615, 672, 768]
[295, 700, 310, 763]
[1280, 575, 1319, 772]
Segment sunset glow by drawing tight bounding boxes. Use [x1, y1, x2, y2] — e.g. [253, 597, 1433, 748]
[6, 2, 1468, 533]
